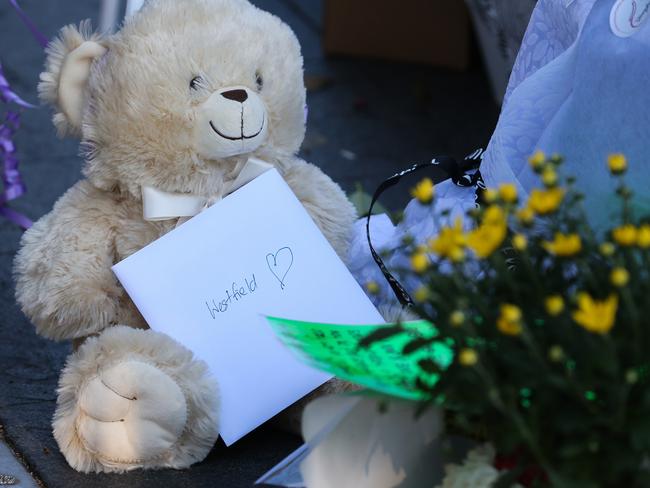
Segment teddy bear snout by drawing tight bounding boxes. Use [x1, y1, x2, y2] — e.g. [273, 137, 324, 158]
[194, 86, 268, 160]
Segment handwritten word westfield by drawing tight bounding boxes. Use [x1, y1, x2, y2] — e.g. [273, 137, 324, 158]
[206, 274, 258, 318]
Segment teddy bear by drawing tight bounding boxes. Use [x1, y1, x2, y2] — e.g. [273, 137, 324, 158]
[14, 0, 356, 473]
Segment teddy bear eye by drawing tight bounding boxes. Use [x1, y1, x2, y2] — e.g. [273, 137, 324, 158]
[255, 72, 263, 91]
[189, 76, 203, 90]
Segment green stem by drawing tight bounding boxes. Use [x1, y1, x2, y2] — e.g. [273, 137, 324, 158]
[475, 364, 560, 485]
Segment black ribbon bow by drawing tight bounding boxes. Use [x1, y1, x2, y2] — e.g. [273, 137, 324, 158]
[365, 149, 485, 307]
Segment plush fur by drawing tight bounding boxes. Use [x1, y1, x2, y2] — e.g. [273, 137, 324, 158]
[14, 0, 356, 473]
[54, 326, 219, 473]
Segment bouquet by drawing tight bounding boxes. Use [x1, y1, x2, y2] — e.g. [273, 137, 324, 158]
[365, 152, 650, 487]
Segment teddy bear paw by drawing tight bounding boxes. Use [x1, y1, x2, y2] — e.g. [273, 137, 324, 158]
[53, 326, 219, 473]
[75, 360, 188, 469]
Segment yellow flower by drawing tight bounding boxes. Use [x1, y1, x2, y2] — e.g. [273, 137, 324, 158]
[512, 234, 528, 251]
[499, 183, 518, 203]
[610, 267, 629, 287]
[411, 178, 435, 204]
[626, 369, 639, 385]
[459, 348, 478, 366]
[607, 153, 627, 175]
[541, 167, 558, 187]
[543, 233, 582, 257]
[637, 225, 650, 248]
[449, 247, 466, 263]
[545, 295, 565, 316]
[516, 206, 535, 225]
[548, 345, 564, 362]
[366, 281, 379, 294]
[429, 218, 466, 262]
[612, 225, 637, 246]
[501, 304, 522, 322]
[411, 252, 429, 273]
[599, 242, 615, 257]
[483, 205, 506, 224]
[497, 304, 523, 336]
[529, 150, 546, 170]
[415, 244, 428, 253]
[527, 188, 565, 215]
[467, 206, 508, 259]
[450, 310, 465, 327]
[483, 188, 498, 203]
[572, 293, 618, 335]
[414, 286, 430, 302]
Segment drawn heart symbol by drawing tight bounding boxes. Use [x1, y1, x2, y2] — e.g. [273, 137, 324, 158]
[266, 247, 294, 290]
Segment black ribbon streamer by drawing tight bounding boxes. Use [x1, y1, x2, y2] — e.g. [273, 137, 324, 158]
[366, 149, 485, 307]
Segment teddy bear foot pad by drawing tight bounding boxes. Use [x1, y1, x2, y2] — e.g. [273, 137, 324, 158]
[52, 326, 219, 473]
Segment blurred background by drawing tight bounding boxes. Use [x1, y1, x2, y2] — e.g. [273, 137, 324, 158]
[0, 0, 537, 216]
[0, 1, 536, 487]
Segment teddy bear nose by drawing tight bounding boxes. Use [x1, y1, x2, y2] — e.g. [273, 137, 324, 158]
[221, 89, 248, 103]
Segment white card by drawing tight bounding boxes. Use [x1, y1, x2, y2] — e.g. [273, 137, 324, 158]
[112, 169, 384, 445]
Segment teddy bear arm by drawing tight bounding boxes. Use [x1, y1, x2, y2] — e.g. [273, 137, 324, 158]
[14, 181, 123, 341]
[282, 160, 357, 261]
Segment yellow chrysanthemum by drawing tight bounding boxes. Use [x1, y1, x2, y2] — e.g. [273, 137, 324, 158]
[483, 205, 506, 224]
[529, 150, 546, 170]
[497, 304, 523, 336]
[637, 225, 650, 248]
[527, 188, 565, 215]
[541, 167, 558, 187]
[610, 267, 629, 287]
[450, 310, 465, 327]
[429, 218, 466, 262]
[411, 252, 429, 273]
[516, 206, 535, 225]
[459, 348, 478, 366]
[414, 286, 430, 302]
[449, 247, 466, 263]
[599, 242, 615, 257]
[512, 234, 528, 251]
[483, 188, 498, 203]
[467, 206, 508, 259]
[607, 153, 627, 175]
[548, 345, 564, 362]
[499, 183, 518, 203]
[572, 293, 618, 335]
[543, 233, 582, 257]
[626, 369, 639, 385]
[366, 281, 379, 294]
[612, 225, 638, 247]
[411, 178, 435, 204]
[545, 295, 565, 316]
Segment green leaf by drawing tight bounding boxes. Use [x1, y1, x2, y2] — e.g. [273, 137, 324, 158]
[493, 465, 525, 488]
[630, 416, 650, 450]
[557, 442, 588, 459]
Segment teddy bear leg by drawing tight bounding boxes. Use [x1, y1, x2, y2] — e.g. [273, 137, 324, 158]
[53, 326, 219, 473]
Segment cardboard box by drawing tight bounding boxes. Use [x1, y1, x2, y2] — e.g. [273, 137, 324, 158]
[323, 0, 470, 70]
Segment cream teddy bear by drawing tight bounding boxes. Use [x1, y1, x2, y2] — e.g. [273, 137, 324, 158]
[14, 0, 356, 473]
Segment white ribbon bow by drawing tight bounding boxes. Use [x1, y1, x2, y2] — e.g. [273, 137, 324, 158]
[142, 158, 273, 222]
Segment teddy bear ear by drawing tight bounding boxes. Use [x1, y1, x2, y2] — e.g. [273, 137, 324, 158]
[38, 21, 107, 138]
